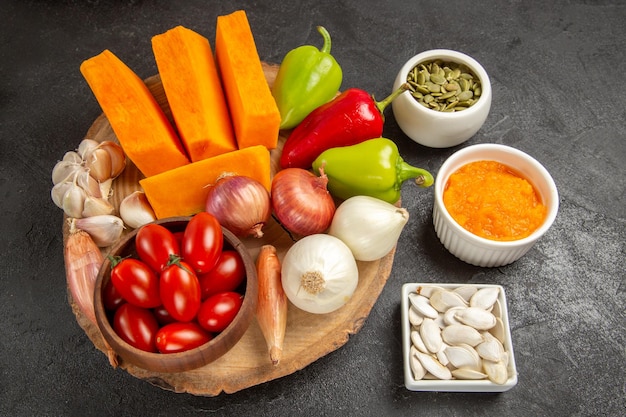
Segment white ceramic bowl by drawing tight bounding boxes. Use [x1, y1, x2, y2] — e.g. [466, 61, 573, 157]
[433, 143, 559, 267]
[401, 283, 518, 392]
[392, 49, 492, 148]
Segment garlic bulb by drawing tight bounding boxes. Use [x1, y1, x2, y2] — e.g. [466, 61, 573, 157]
[50, 138, 126, 219]
[72, 215, 124, 247]
[119, 191, 157, 228]
[281, 234, 358, 314]
[329, 195, 410, 261]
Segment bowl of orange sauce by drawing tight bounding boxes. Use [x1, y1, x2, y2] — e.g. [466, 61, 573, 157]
[433, 144, 558, 267]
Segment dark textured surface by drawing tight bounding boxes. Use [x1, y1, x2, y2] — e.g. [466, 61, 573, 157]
[1, 1, 624, 416]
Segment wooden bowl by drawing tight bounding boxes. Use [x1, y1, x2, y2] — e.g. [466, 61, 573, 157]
[93, 216, 258, 373]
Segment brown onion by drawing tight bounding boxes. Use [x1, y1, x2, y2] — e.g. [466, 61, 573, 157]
[205, 174, 271, 238]
[271, 167, 336, 236]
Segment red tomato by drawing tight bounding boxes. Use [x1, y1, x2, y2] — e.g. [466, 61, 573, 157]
[160, 260, 201, 322]
[155, 322, 213, 354]
[135, 223, 180, 272]
[197, 292, 243, 333]
[103, 279, 125, 311]
[110, 258, 161, 308]
[198, 250, 246, 299]
[173, 231, 185, 248]
[113, 303, 159, 352]
[182, 212, 223, 274]
[153, 305, 176, 326]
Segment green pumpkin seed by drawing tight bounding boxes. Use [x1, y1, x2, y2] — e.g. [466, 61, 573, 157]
[457, 90, 474, 101]
[405, 58, 482, 112]
[430, 73, 446, 85]
[428, 84, 440, 93]
[440, 90, 457, 100]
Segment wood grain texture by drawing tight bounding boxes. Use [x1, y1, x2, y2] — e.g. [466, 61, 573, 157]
[64, 63, 395, 396]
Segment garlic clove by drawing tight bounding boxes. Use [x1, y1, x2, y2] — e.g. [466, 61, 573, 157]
[51, 182, 73, 209]
[84, 148, 112, 183]
[82, 196, 115, 217]
[62, 150, 83, 164]
[99, 178, 113, 201]
[73, 215, 125, 247]
[62, 184, 87, 218]
[99, 141, 126, 178]
[77, 138, 99, 159]
[119, 191, 156, 228]
[76, 168, 102, 198]
[51, 160, 81, 185]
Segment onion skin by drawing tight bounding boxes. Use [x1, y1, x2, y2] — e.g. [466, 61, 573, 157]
[205, 175, 271, 238]
[271, 167, 336, 236]
[64, 223, 103, 326]
[255, 245, 287, 365]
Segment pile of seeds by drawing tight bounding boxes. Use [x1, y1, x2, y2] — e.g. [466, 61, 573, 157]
[406, 285, 513, 384]
[406, 60, 482, 112]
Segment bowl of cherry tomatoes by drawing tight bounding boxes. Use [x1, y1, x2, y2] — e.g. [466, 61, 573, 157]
[94, 214, 258, 373]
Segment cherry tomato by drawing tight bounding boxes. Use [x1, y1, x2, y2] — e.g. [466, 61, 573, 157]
[135, 223, 180, 272]
[110, 257, 161, 308]
[113, 303, 159, 352]
[160, 259, 201, 322]
[153, 305, 176, 326]
[173, 231, 185, 248]
[103, 279, 125, 311]
[198, 250, 246, 299]
[197, 291, 243, 333]
[155, 322, 213, 354]
[182, 212, 223, 274]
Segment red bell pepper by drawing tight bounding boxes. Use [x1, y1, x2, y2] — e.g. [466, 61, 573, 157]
[279, 83, 409, 169]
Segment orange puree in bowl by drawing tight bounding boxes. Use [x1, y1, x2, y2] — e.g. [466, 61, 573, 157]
[443, 160, 547, 241]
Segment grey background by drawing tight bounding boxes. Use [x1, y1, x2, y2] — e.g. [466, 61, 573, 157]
[1, 1, 624, 416]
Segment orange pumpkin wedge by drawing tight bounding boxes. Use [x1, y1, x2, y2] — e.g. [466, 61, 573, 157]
[80, 49, 189, 177]
[140, 145, 271, 219]
[152, 26, 237, 162]
[215, 10, 281, 150]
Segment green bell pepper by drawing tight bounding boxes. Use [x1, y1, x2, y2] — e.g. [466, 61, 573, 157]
[271, 26, 342, 130]
[312, 138, 434, 204]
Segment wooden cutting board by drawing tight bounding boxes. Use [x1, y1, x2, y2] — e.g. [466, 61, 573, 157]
[64, 63, 395, 396]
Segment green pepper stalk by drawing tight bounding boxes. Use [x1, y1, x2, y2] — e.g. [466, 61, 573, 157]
[312, 138, 434, 204]
[271, 26, 343, 130]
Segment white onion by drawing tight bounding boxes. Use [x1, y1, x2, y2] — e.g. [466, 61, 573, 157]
[281, 234, 358, 314]
[329, 195, 409, 261]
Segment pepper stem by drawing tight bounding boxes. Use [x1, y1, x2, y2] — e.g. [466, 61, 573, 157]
[317, 26, 332, 54]
[396, 158, 435, 189]
[375, 83, 410, 115]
